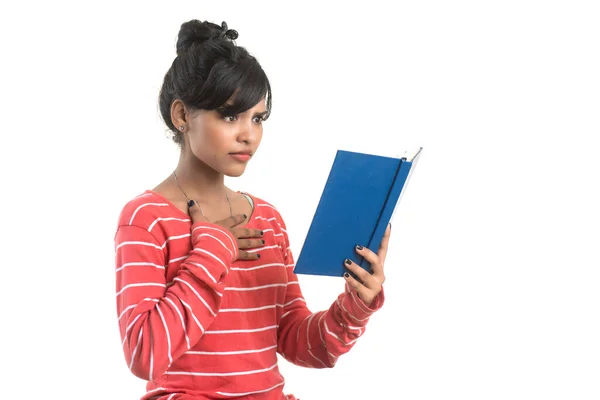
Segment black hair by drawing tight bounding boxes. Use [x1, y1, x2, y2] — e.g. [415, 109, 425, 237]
[159, 19, 272, 145]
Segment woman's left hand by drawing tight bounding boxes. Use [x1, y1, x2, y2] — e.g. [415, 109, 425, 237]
[343, 224, 391, 306]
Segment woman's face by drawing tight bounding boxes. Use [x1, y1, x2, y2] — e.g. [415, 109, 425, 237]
[184, 99, 267, 177]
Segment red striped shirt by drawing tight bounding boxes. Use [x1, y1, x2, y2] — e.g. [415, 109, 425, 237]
[114, 190, 384, 399]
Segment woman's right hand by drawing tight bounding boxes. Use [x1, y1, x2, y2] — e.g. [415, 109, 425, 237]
[188, 199, 264, 261]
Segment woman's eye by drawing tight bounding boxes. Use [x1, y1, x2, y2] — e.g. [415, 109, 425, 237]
[253, 116, 264, 124]
[224, 115, 237, 122]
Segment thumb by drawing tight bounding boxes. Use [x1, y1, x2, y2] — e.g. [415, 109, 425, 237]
[187, 199, 206, 224]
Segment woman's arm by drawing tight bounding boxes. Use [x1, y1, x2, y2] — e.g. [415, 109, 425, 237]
[115, 216, 238, 380]
[276, 222, 388, 368]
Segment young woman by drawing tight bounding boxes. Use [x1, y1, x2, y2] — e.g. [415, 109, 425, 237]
[114, 19, 391, 400]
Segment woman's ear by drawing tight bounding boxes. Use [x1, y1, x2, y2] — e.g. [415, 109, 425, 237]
[170, 99, 188, 131]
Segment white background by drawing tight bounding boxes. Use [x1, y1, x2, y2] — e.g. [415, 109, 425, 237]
[0, 1, 599, 399]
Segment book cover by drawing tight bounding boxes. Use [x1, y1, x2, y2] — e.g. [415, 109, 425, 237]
[293, 147, 422, 277]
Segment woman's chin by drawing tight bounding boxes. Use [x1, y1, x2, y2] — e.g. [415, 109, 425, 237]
[223, 165, 247, 177]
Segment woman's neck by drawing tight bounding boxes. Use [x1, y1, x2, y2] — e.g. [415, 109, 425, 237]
[173, 153, 229, 202]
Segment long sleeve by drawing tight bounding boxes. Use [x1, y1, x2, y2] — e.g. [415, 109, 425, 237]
[115, 221, 238, 380]
[276, 226, 385, 369]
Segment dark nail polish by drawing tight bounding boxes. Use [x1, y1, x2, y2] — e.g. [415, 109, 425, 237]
[260, 230, 264, 235]
[356, 245, 363, 250]
[187, 199, 195, 207]
[257, 254, 261, 259]
[345, 259, 352, 265]
[243, 214, 248, 219]
[344, 272, 350, 278]
[261, 240, 265, 245]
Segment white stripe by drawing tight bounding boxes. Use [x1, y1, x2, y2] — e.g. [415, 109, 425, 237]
[306, 313, 327, 367]
[224, 283, 287, 292]
[245, 245, 279, 253]
[180, 270, 223, 297]
[308, 349, 328, 368]
[296, 315, 310, 346]
[129, 203, 169, 225]
[116, 241, 163, 251]
[230, 262, 285, 272]
[144, 387, 168, 396]
[284, 297, 305, 307]
[188, 262, 217, 284]
[318, 312, 326, 346]
[156, 304, 173, 365]
[118, 298, 159, 321]
[116, 282, 166, 297]
[256, 203, 278, 212]
[129, 326, 144, 370]
[166, 363, 278, 377]
[166, 394, 177, 400]
[194, 233, 233, 257]
[134, 193, 153, 200]
[180, 299, 205, 334]
[296, 358, 311, 367]
[217, 381, 285, 397]
[164, 297, 191, 350]
[162, 233, 191, 247]
[119, 304, 137, 321]
[192, 225, 235, 250]
[280, 310, 292, 319]
[194, 248, 228, 272]
[173, 277, 217, 316]
[116, 262, 165, 273]
[148, 217, 190, 231]
[352, 291, 372, 314]
[220, 304, 281, 313]
[186, 344, 277, 356]
[254, 216, 287, 233]
[169, 255, 188, 264]
[149, 332, 154, 381]
[205, 325, 278, 335]
[122, 314, 142, 347]
[254, 216, 277, 222]
[337, 297, 369, 322]
[324, 318, 357, 346]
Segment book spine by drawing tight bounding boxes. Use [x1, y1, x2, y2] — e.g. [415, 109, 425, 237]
[359, 158, 413, 271]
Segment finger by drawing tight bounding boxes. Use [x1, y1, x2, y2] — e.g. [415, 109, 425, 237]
[377, 223, 392, 266]
[237, 250, 261, 261]
[237, 238, 265, 249]
[343, 259, 377, 289]
[187, 200, 207, 224]
[354, 245, 385, 283]
[216, 213, 248, 229]
[343, 270, 368, 298]
[231, 227, 264, 239]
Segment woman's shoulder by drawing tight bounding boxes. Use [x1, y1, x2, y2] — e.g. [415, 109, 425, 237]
[116, 190, 187, 230]
[243, 192, 288, 227]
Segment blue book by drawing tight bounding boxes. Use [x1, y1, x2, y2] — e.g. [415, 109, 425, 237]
[294, 147, 423, 277]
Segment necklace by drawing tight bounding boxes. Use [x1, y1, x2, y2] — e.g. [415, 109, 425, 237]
[172, 171, 233, 223]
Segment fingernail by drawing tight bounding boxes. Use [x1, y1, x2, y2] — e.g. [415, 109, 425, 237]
[261, 240, 265, 245]
[260, 230, 264, 235]
[356, 245, 363, 250]
[187, 200, 195, 207]
[345, 259, 352, 265]
[243, 214, 248, 219]
[389, 222, 392, 229]
[257, 254, 261, 259]
[344, 272, 350, 278]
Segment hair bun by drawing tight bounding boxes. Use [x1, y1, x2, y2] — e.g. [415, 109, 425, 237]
[176, 19, 238, 55]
